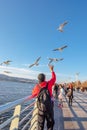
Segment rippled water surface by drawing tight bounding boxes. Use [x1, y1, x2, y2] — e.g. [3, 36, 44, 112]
[0, 81, 35, 105]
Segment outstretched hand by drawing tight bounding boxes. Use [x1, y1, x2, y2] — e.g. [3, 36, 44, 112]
[48, 65, 54, 72]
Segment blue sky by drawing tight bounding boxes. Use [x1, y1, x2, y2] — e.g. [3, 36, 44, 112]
[0, 0, 87, 83]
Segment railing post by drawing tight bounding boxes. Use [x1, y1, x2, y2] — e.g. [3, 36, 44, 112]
[29, 99, 39, 130]
[10, 105, 21, 130]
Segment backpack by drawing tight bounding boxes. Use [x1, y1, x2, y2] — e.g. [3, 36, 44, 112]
[37, 83, 52, 111]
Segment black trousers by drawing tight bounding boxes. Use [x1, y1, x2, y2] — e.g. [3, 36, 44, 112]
[38, 102, 54, 130]
[69, 95, 73, 105]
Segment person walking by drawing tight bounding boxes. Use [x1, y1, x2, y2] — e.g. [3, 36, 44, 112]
[58, 84, 65, 107]
[67, 83, 73, 106]
[52, 83, 59, 99]
[32, 65, 56, 130]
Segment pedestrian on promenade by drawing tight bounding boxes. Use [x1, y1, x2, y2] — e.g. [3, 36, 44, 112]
[32, 65, 56, 130]
[67, 83, 73, 106]
[63, 83, 68, 96]
[52, 83, 59, 99]
[58, 84, 65, 108]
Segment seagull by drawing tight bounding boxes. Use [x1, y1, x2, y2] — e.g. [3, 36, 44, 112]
[3, 71, 12, 74]
[3, 60, 12, 65]
[29, 57, 41, 68]
[48, 58, 59, 64]
[57, 21, 68, 32]
[48, 58, 64, 64]
[0, 60, 12, 66]
[53, 45, 68, 52]
[76, 72, 80, 76]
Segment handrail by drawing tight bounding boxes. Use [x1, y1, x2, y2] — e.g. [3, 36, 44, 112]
[0, 95, 35, 130]
[0, 95, 33, 114]
[20, 102, 35, 114]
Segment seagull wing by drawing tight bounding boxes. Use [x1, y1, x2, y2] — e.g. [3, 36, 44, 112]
[61, 45, 68, 49]
[48, 60, 53, 64]
[63, 21, 68, 26]
[7, 60, 12, 63]
[59, 58, 64, 61]
[49, 58, 53, 60]
[35, 57, 41, 63]
[29, 63, 35, 68]
[53, 48, 59, 51]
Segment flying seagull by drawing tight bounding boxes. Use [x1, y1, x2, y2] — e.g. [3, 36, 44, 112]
[3, 60, 12, 65]
[48, 58, 64, 64]
[3, 71, 12, 74]
[76, 72, 80, 76]
[57, 21, 68, 32]
[29, 57, 41, 68]
[0, 60, 12, 66]
[53, 45, 68, 52]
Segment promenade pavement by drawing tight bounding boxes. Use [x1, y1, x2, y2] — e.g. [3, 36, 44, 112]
[53, 91, 87, 130]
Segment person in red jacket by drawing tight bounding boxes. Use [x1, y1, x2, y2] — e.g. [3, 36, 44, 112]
[32, 65, 56, 130]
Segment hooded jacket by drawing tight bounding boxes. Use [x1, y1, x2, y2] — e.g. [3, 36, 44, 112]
[32, 71, 56, 97]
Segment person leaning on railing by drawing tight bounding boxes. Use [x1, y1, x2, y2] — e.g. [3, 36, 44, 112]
[32, 65, 56, 130]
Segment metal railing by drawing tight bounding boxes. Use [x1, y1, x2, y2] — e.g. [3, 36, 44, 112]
[0, 95, 38, 130]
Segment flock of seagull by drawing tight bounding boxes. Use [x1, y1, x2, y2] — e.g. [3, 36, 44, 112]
[29, 21, 68, 68]
[0, 21, 68, 71]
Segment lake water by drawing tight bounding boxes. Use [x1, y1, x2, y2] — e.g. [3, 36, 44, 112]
[0, 80, 36, 105]
[0, 81, 36, 129]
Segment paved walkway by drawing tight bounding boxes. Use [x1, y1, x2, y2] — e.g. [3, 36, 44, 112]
[53, 91, 87, 130]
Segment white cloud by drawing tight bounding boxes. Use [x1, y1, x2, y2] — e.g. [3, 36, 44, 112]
[0, 66, 39, 79]
[0, 65, 80, 83]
